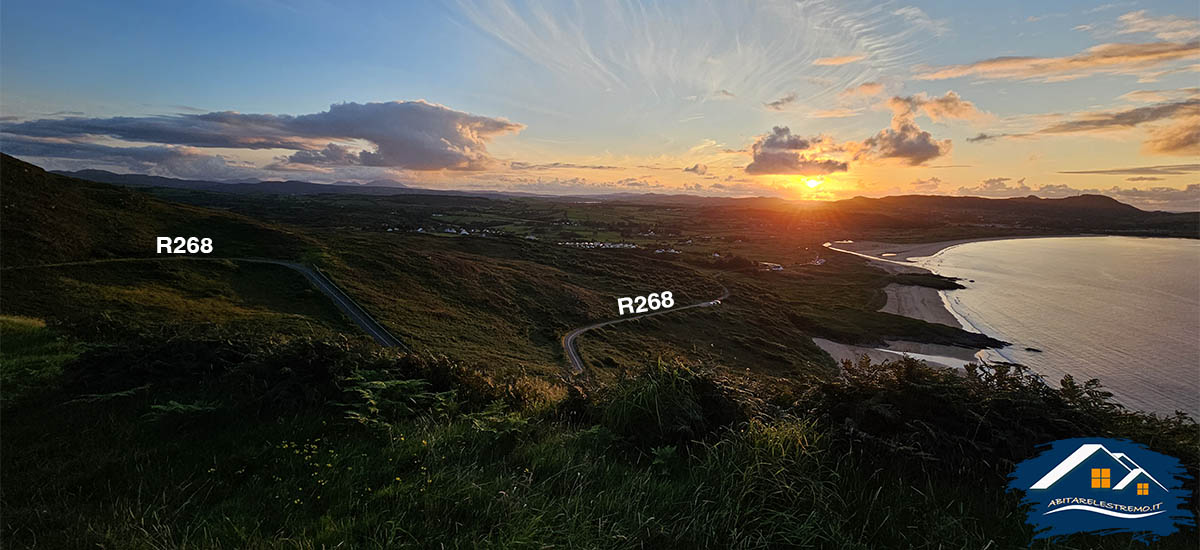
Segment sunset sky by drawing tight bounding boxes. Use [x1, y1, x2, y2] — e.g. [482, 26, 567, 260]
[2, 0, 1197, 209]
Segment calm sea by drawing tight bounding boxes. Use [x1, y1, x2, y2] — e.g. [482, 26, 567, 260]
[914, 236, 1200, 416]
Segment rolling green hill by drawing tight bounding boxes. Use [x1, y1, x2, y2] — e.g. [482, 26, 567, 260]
[0, 154, 317, 267]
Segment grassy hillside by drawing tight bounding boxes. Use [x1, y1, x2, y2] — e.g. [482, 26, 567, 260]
[1, 157, 1196, 548]
[0, 154, 318, 266]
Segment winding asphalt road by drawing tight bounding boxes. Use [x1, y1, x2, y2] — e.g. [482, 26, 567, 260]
[561, 284, 730, 376]
[2, 256, 408, 350]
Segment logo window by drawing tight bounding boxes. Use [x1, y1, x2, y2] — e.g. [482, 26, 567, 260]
[1137, 483, 1149, 496]
[1090, 468, 1110, 488]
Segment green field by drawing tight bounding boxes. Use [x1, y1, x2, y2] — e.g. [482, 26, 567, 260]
[1, 155, 1196, 548]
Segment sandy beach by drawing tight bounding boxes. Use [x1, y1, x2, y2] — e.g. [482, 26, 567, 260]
[824, 235, 1091, 327]
[814, 235, 1075, 368]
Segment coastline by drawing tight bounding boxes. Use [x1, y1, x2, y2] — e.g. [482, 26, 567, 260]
[817, 234, 1094, 368]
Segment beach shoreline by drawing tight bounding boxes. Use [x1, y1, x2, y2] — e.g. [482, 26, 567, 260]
[817, 234, 1096, 368]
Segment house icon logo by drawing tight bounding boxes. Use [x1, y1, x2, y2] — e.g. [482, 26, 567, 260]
[1009, 437, 1194, 543]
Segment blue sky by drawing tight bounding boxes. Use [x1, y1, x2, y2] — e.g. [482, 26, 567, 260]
[2, 0, 1198, 209]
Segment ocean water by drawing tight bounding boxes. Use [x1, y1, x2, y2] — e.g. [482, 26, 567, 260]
[914, 236, 1200, 416]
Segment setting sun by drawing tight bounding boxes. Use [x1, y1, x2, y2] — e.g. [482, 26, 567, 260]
[805, 178, 823, 189]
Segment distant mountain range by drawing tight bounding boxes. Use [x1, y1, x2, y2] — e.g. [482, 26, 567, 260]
[38, 166, 1197, 223]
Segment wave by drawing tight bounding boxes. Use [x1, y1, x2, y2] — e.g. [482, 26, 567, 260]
[1043, 505, 1165, 519]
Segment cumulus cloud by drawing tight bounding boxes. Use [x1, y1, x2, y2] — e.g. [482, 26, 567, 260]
[1117, 10, 1200, 42]
[916, 40, 1200, 82]
[857, 92, 974, 165]
[744, 127, 849, 176]
[813, 55, 866, 66]
[683, 163, 708, 175]
[1, 100, 525, 172]
[764, 93, 798, 111]
[888, 91, 988, 122]
[860, 120, 948, 165]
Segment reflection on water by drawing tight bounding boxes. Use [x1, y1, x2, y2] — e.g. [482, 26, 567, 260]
[915, 236, 1199, 416]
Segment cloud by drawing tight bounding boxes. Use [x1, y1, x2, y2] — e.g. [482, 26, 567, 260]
[888, 91, 988, 122]
[714, 89, 736, 99]
[1058, 163, 1200, 176]
[745, 126, 849, 176]
[813, 55, 866, 66]
[1036, 99, 1200, 134]
[508, 161, 620, 170]
[909, 176, 943, 191]
[810, 108, 863, 118]
[1117, 10, 1200, 42]
[683, 163, 708, 175]
[968, 99, 1200, 155]
[967, 132, 1006, 143]
[480, 174, 665, 195]
[893, 6, 949, 37]
[916, 40, 1200, 82]
[857, 93, 972, 165]
[1, 135, 258, 179]
[1142, 115, 1200, 155]
[1, 100, 525, 171]
[955, 177, 1200, 211]
[764, 93, 798, 111]
[839, 81, 884, 98]
[1118, 87, 1200, 103]
[1125, 176, 1163, 181]
[275, 143, 360, 167]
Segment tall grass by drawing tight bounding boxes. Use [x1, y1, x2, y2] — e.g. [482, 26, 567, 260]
[2, 331, 1195, 548]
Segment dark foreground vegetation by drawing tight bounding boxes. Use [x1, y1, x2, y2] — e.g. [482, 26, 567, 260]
[2, 319, 1196, 549]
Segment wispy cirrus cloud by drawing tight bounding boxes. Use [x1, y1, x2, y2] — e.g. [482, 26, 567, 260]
[455, 0, 936, 110]
[813, 54, 866, 66]
[508, 161, 621, 170]
[1117, 10, 1200, 42]
[1118, 87, 1200, 103]
[1058, 163, 1200, 176]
